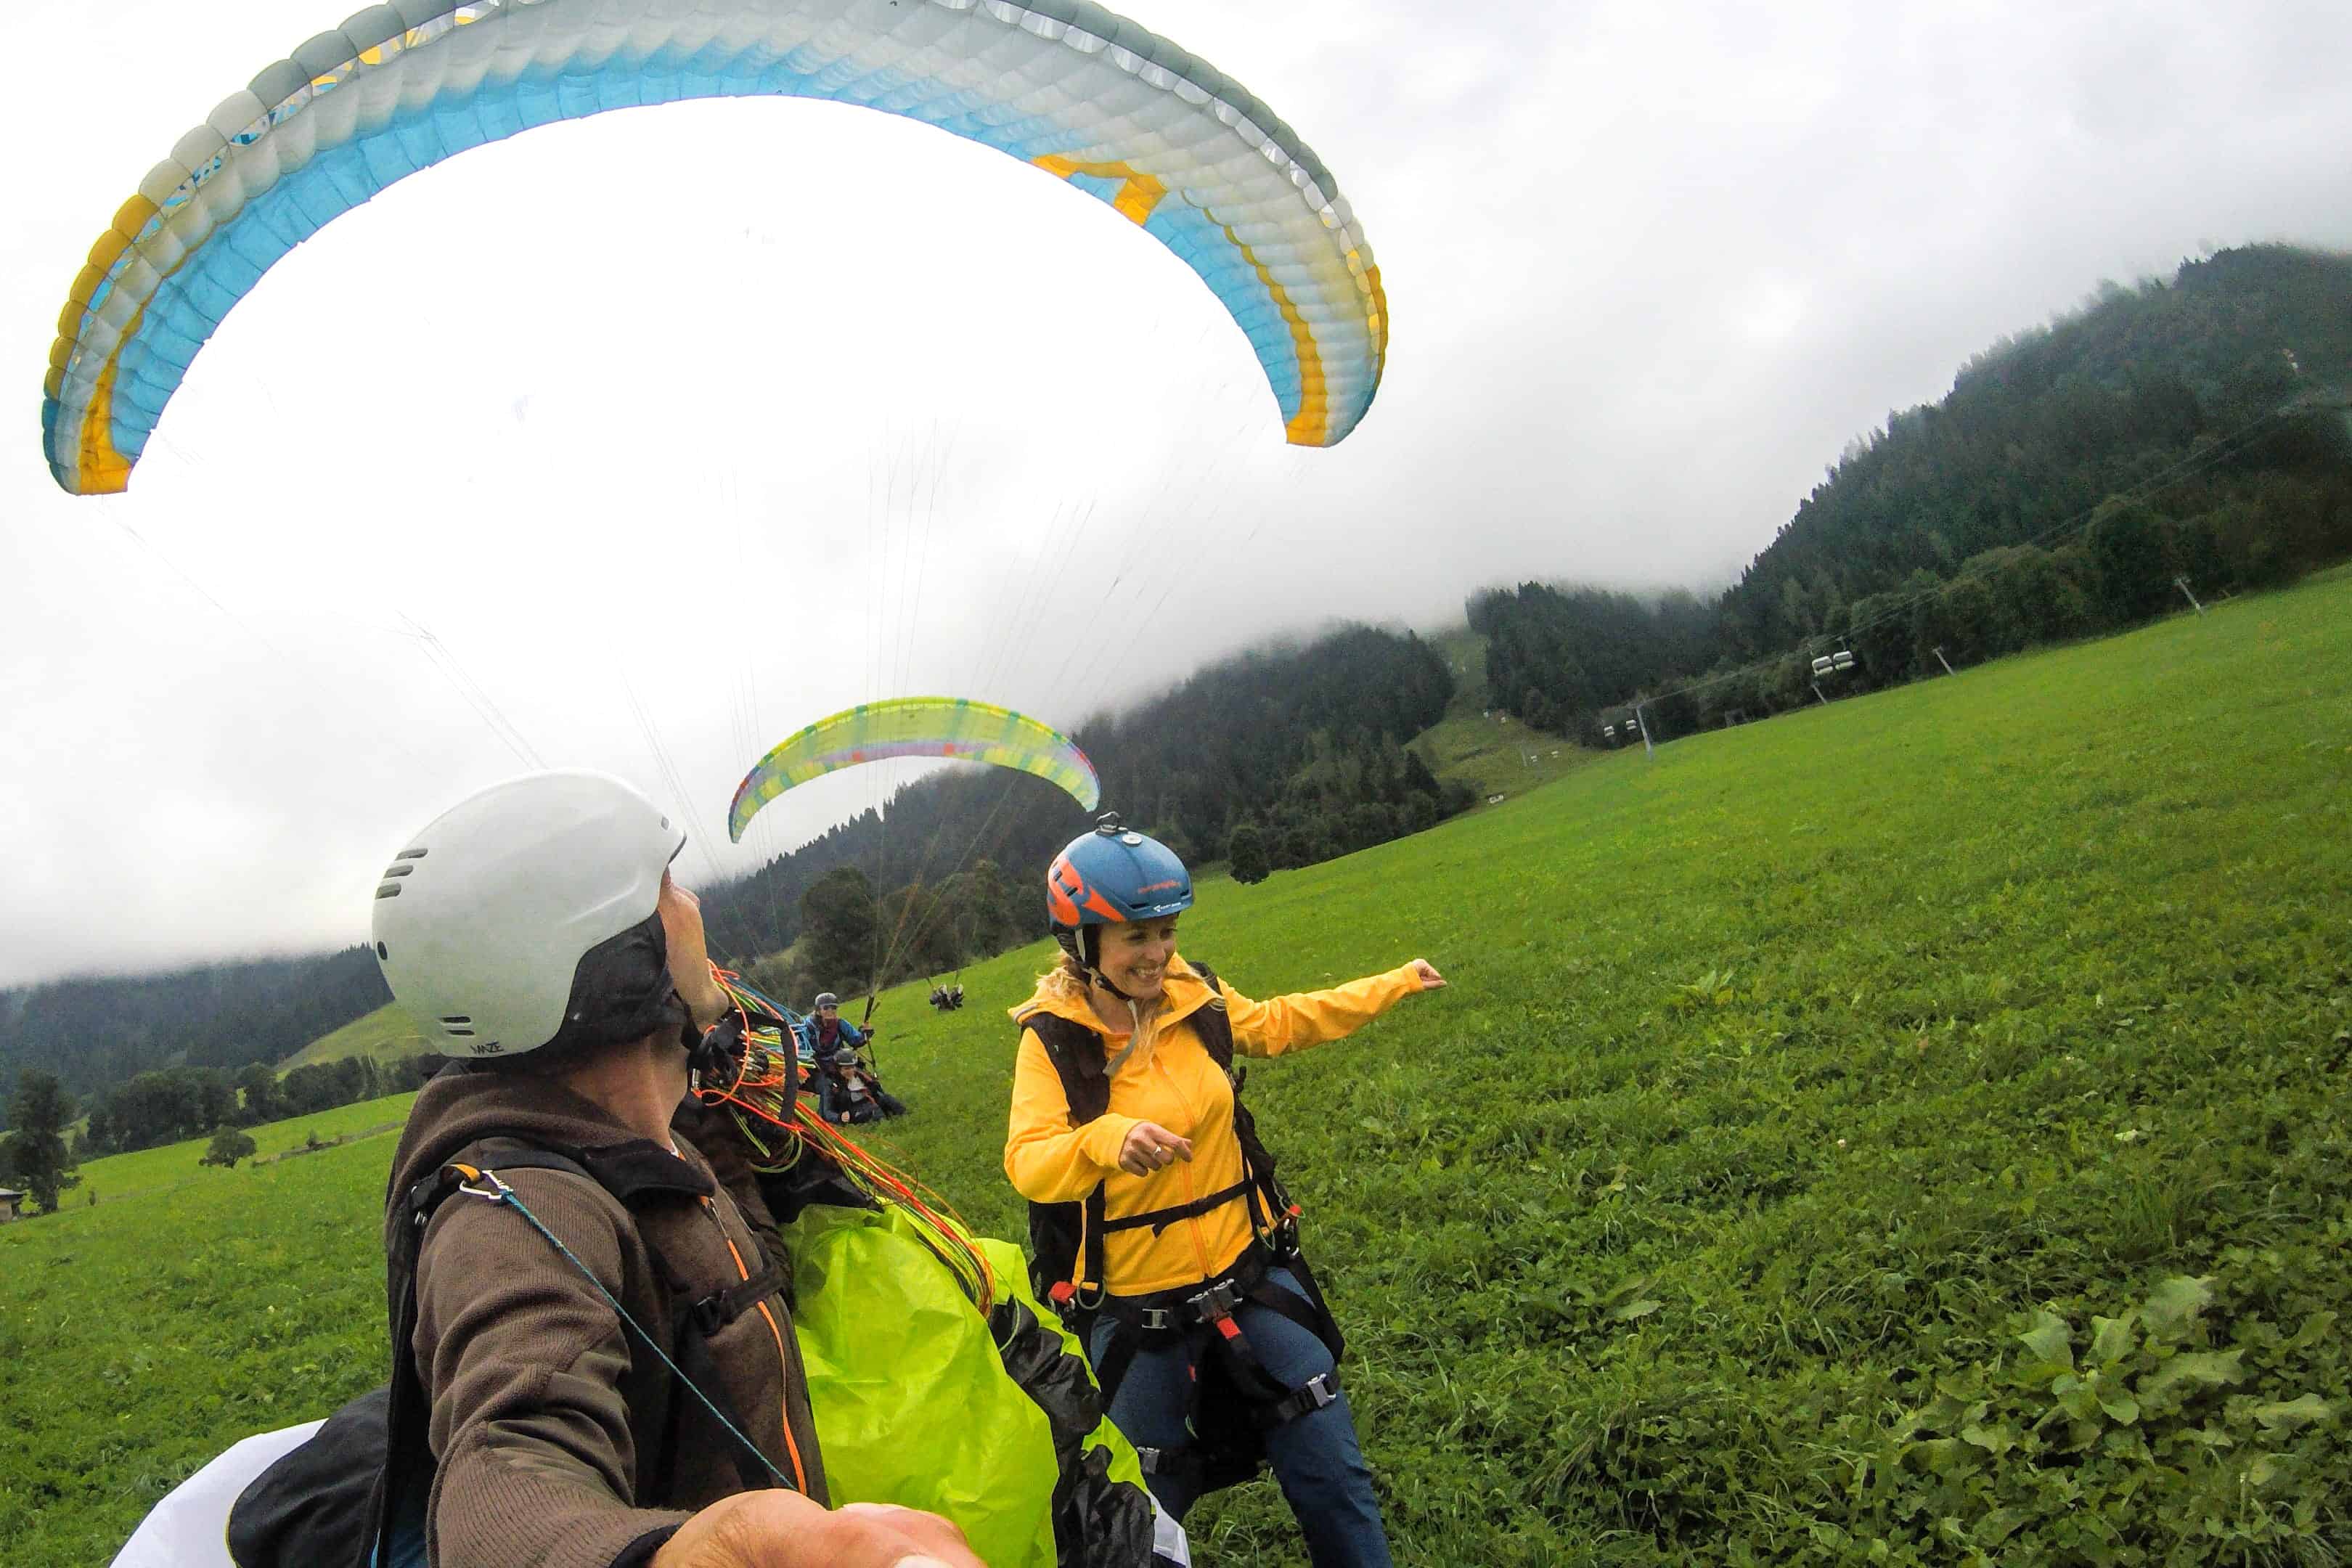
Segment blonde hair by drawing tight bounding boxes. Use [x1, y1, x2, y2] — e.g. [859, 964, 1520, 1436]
[1034, 957, 1164, 1072]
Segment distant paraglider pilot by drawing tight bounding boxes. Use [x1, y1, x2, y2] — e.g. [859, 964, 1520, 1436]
[928, 983, 966, 1013]
[801, 995, 907, 1123]
[1005, 813, 1446, 1567]
[804, 993, 869, 1058]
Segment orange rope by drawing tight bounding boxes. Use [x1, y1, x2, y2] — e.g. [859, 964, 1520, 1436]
[697, 972, 997, 1313]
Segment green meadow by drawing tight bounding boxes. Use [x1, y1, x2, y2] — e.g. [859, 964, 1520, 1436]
[274, 1003, 435, 1073]
[60, 1093, 420, 1206]
[4, 569, 2348, 1565]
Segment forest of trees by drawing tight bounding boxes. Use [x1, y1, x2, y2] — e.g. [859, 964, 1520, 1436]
[0, 1050, 446, 1193]
[705, 623, 1463, 1003]
[0, 948, 393, 1127]
[1, 624, 1457, 1110]
[1479, 245, 2352, 741]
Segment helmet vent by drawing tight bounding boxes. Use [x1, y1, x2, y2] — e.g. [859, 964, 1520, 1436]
[379, 864, 414, 878]
[396, 848, 428, 860]
[443, 1026, 475, 1038]
[375, 884, 402, 899]
[439, 1015, 471, 1026]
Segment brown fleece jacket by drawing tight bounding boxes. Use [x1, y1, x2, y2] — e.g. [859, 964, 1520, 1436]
[386, 1067, 826, 1568]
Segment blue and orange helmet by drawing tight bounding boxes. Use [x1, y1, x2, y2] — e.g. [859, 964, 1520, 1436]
[1047, 814, 1193, 937]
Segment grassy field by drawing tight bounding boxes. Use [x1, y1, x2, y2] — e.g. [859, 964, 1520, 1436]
[62, 1092, 420, 1207]
[1417, 629, 1596, 804]
[274, 1002, 435, 1072]
[4, 570, 2348, 1565]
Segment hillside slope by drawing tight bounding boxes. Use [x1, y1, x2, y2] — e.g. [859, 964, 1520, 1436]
[275, 1004, 435, 1074]
[1411, 629, 1593, 804]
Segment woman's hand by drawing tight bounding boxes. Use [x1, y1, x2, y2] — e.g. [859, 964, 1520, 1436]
[1406, 958, 1447, 990]
[654, 1493, 981, 1568]
[1117, 1122, 1194, 1176]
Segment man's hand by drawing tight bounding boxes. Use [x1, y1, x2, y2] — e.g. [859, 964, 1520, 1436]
[1118, 1122, 1193, 1176]
[653, 1493, 982, 1568]
[1405, 958, 1447, 991]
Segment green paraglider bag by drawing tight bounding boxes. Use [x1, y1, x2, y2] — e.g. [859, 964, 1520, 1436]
[782, 1204, 1156, 1568]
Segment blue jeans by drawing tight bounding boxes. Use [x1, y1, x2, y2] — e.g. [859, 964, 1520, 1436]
[1087, 1268, 1393, 1568]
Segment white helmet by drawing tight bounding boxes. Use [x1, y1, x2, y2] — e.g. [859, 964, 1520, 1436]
[371, 770, 685, 1060]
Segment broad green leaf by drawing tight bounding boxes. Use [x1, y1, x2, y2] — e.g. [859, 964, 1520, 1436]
[1607, 1298, 1662, 1323]
[2087, 1312, 2137, 1365]
[2056, 1379, 2105, 1424]
[2018, 1309, 2075, 1372]
[2250, 1395, 2332, 1434]
[2287, 1310, 2338, 1352]
[1902, 1437, 1979, 1476]
[2140, 1349, 2246, 1400]
[2139, 1275, 2212, 1342]
[1602, 1273, 1653, 1305]
[1975, 1506, 2034, 1547]
[1961, 1421, 2020, 1457]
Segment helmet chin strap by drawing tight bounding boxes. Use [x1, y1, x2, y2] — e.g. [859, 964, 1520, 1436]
[1075, 926, 1138, 1003]
[1077, 926, 1155, 1073]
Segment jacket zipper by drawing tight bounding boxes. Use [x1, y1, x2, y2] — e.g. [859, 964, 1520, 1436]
[698, 1195, 810, 1494]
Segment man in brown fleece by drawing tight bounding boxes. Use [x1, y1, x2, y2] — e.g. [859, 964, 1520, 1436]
[372, 771, 983, 1568]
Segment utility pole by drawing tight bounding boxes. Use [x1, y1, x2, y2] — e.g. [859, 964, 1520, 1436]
[1633, 703, 1654, 758]
[1810, 682, 1830, 707]
[2173, 575, 2207, 616]
[1932, 647, 1957, 677]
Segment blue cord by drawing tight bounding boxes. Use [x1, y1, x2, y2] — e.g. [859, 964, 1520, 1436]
[459, 1169, 796, 1490]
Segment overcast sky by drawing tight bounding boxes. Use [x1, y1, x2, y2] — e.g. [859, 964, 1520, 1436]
[4, 0, 2348, 989]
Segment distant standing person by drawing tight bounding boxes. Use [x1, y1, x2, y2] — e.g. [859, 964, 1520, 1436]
[801, 993, 886, 1122]
[805, 992, 873, 1060]
[1004, 814, 1445, 1568]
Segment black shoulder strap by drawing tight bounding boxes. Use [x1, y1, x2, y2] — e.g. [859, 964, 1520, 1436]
[1021, 1008, 1111, 1125]
[1017, 1009, 1111, 1302]
[1186, 962, 1234, 1074]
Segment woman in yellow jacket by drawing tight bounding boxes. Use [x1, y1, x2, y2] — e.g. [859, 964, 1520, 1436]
[1005, 815, 1443, 1568]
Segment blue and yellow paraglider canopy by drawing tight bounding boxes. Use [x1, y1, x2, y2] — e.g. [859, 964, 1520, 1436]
[42, 0, 1389, 497]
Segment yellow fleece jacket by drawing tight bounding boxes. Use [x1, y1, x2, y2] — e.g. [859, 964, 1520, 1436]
[1005, 956, 1426, 1296]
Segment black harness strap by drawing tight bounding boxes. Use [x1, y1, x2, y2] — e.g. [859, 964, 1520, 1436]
[1096, 1178, 1253, 1236]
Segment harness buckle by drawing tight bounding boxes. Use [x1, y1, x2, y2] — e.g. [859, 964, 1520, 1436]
[1299, 1371, 1339, 1413]
[1136, 1307, 1175, 1332]
[1186, 1279, 1244, 1322]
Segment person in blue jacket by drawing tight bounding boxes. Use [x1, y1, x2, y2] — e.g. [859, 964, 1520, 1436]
[802, 995, 905, 1122]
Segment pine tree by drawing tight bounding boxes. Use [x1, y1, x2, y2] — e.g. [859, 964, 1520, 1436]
[1228, 823, 1272, 886]
[4, 1071, 75, 1214]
